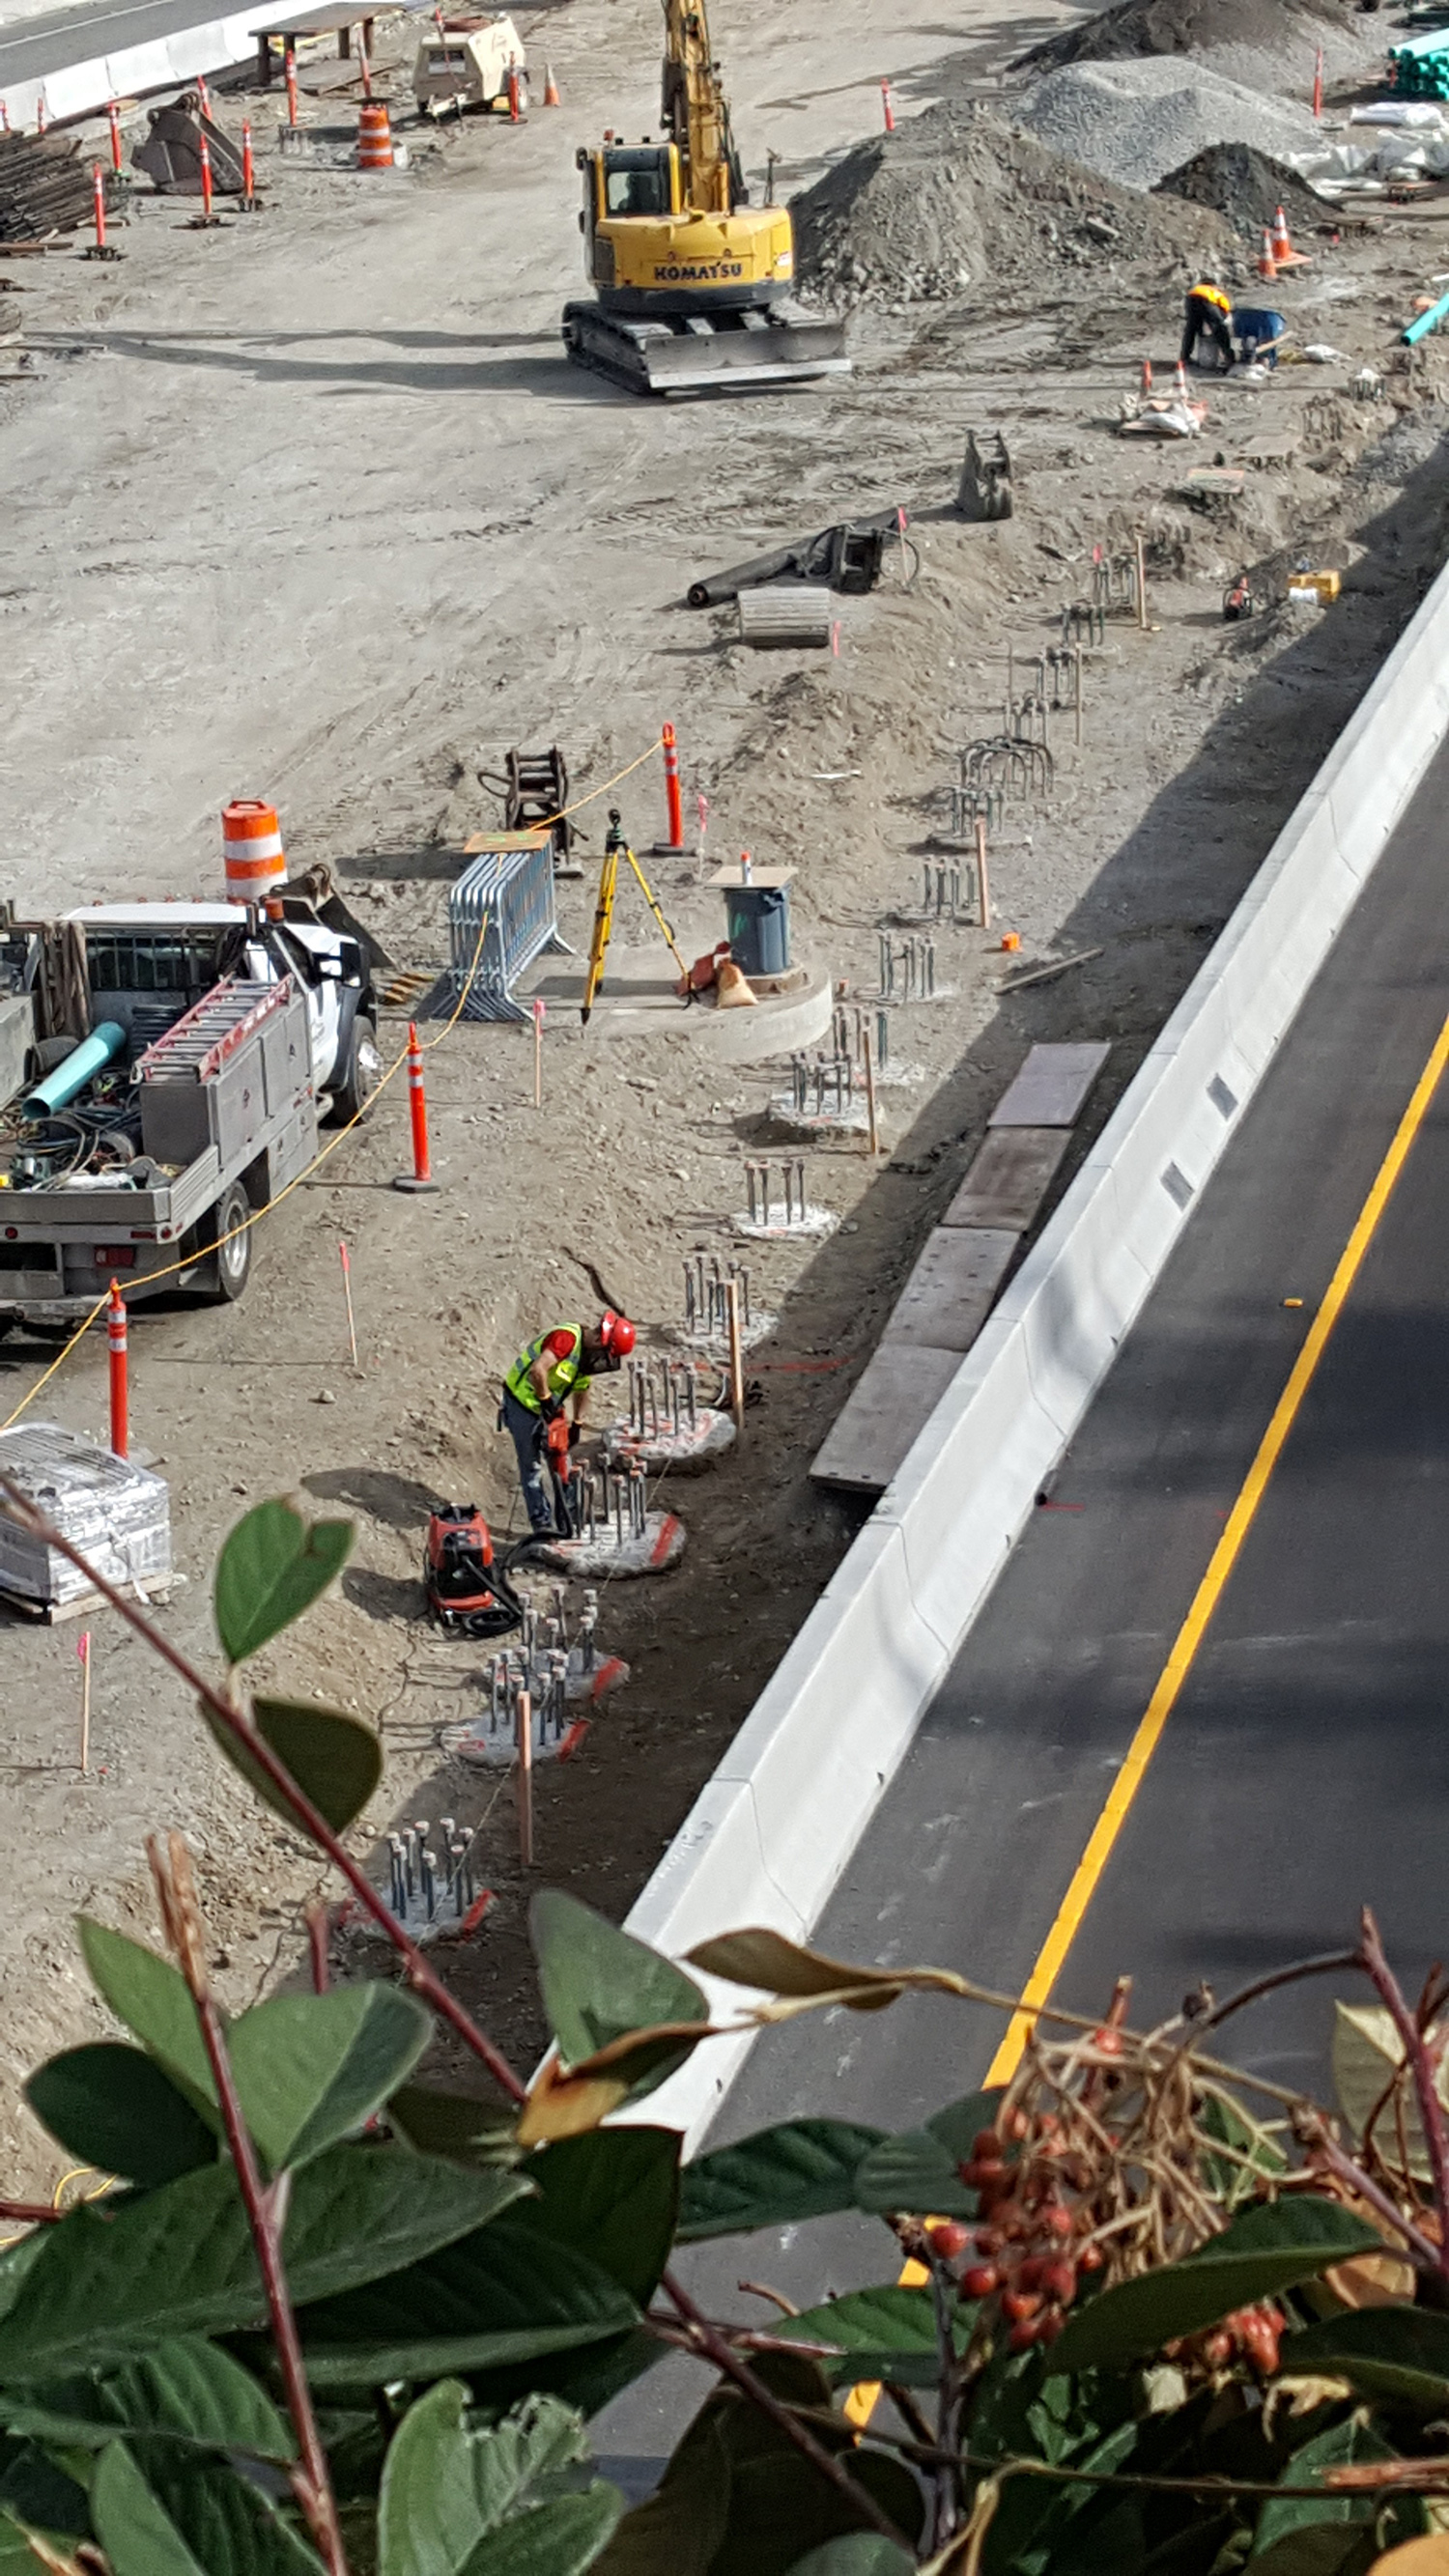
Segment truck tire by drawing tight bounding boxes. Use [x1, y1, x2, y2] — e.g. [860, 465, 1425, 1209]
[196, 1182, 252, 1303]
[327, 1014, 382, 1127]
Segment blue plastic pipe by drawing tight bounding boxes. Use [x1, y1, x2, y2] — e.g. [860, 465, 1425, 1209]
[23, 1021, 128, 1118]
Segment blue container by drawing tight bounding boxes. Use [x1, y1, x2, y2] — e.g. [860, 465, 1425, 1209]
[724, 884, 791, 977]
[1232, 307, 1285, 367]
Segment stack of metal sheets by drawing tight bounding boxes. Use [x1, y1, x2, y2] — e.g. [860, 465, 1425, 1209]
[0, 1423, 172, 1609]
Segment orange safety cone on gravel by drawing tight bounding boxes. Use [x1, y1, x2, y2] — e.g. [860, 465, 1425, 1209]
[1271, 203, 1293, 262]
[1141, 356, 1152, 393]
[357, 99, 393, 167]
[1259, 227, 1277, 281]
[543, 60, 560, 104]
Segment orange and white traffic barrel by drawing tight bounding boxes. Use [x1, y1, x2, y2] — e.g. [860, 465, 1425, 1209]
[357, 101, 393, 168]
[222, 800, 288, 900]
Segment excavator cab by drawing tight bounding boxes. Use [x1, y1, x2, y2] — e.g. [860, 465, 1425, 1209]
[600, 143, 679, 218]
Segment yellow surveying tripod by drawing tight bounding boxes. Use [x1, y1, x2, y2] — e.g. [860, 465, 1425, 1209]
[581, 807, 690, 1025]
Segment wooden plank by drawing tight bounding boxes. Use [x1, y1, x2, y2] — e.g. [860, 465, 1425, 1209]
[941, 1127, 1068, 1232]
[810, 1345, 962, 1494]
[881, 1226, 1016, 1352]
[988, 1040, 1109, 1129]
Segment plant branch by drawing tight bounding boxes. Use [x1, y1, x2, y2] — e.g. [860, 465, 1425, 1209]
[149, 1833, 349, 2576]
[1197, 1950, 1362, 2038]
[1297, 2120, 1446, 2273]
[659, 2269, 908, 2548]
[0, 2200, 64, 2225]
[0, 1478, 526, 2107]
[960, 2448, 1449, 2502]
[1359, 1906, 1449, 2281]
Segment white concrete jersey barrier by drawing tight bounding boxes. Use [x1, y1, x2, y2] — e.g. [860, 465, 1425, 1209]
[3, 5, 278, 133]
[624, 550, 1449, 2150]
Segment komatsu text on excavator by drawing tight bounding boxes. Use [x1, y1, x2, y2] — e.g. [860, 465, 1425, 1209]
[561, 0, 849, 396]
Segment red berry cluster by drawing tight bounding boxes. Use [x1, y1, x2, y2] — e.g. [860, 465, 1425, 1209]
[1179, 2304, 1283, 2377]
[924, 2114, 1105, 2352]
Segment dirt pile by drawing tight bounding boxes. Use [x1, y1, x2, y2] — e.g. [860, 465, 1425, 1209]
[1154, 141, 1328, 235]
[790, 101, 1224, 307]
[1016, 0, 1349, 73]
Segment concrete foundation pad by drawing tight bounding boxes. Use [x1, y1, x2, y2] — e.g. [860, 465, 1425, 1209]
[733, 1204, 838, 1241]
[603, 1410, 736, 1473]
[535, 1510, 686, 1577]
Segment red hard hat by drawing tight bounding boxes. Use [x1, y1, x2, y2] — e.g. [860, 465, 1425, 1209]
[598, 1310, 636, 1360]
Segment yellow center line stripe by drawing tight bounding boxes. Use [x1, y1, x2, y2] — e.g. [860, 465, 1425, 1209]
[845, 1001, 1449, 2430]
[984, 999, 1449, 2088]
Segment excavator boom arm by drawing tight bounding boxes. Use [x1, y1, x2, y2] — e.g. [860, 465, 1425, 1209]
[661, 0, 738, 213]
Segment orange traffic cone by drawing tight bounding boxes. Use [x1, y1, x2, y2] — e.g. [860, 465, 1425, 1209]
[543, 60, 560, 104]
[1271, 203, 1293, 262]
[1175, 358, 1188, 400]
[1259, 227, 1277, 281]
[1141, 356, 1152, 393]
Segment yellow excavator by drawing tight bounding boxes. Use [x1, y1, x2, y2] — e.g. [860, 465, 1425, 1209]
[561, 0, 849, 397]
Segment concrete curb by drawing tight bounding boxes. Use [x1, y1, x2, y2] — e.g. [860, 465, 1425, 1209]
[622, 553, 1449, 2150]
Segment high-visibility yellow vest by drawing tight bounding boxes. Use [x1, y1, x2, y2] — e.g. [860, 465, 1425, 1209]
[505, 1324, 589, 1413]
[1191, 283, 1232, 315]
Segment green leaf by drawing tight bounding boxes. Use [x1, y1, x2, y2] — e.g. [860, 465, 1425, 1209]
[591, 2414, 729, 2576]
[1283, 2307, 1449, 2411]
[853, 2129, 975, 2220]
[379, 2379, 482, 2576]
[529, 1891, 706, 2092]
[0, 2148, 526, 2381]
[1250, 2414, 1399, 2561]
[229, 1985, 431, 2170]
[91, 2443, 208, 2576]
[1198, 2089, 1287, 2211]
[381, 2386, 601, 2576]
[1250, 2536, 1381, 2576]
[922, 2088, 1002, 2162]
[75, 1920, 214, 2114]
[785, 2546, 914, 2576]
[778, 2283, 962, 2388]
[143, 2449, 327, 2576]
[676, 2122, 885, 2243]
[387, 2085, 518, 2166]
[5, 2335, 291, 2461]
[509, 2131, 678, 2307]
[24, 2046, 217, 2187]
[461, 2487, 624, 2576]
[213, 1499, 353, 1664]
[298, 2217, 639, 2389]
[204, 1695, 382, 1836]
[1046, 2196, 1382, 2377]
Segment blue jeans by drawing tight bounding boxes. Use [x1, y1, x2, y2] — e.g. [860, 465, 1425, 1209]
[502, 1385, 554, 1533]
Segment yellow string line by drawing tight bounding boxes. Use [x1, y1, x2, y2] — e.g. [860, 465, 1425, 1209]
[0, 737, 665, 1432]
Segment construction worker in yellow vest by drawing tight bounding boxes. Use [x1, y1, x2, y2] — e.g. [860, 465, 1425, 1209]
[501, 1311, 637, 1533]
[1181, 272, 1235, 373]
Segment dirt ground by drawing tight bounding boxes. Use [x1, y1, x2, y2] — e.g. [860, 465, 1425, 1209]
[2, 0, 1449, 2174]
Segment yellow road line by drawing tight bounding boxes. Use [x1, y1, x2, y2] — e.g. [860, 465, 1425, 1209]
[845, 1001, 1449, 2429]
[984, 999, 1449, 2087]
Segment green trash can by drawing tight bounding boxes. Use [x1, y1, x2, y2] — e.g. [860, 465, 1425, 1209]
[711, 865, 795, 978]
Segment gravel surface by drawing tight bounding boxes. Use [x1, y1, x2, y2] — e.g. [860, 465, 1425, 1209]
[1021, 57, 1321, 191]
[1016, 0, 1349, 73]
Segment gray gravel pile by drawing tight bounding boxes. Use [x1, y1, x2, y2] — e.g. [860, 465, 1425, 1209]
[1021, 58, 1320, 192]
[790, 100, 1224, 309]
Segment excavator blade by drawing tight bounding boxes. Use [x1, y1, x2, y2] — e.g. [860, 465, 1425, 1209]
[562, 299, 849, 397]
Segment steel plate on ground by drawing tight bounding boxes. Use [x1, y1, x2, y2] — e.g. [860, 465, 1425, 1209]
[941, 1127, 1070, 1231]
[810, 1345, 962, 1494]
[882, 1227, 1017, 1353]
[988, 1040, 1109, 1129]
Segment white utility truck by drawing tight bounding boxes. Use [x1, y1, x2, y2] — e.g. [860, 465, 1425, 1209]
[0, 894, 380, 1322]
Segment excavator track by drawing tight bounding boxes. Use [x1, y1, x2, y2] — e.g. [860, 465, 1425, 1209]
[561, 297, 849, 397]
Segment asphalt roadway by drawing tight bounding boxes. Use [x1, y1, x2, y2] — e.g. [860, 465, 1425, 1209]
[600, 727, 1449, 2471]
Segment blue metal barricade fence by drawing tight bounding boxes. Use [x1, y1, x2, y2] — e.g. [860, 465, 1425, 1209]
[447, 834, 571, 1023]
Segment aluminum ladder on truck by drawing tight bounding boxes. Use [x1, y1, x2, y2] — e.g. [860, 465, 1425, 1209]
[136, 978, 293, 1086]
